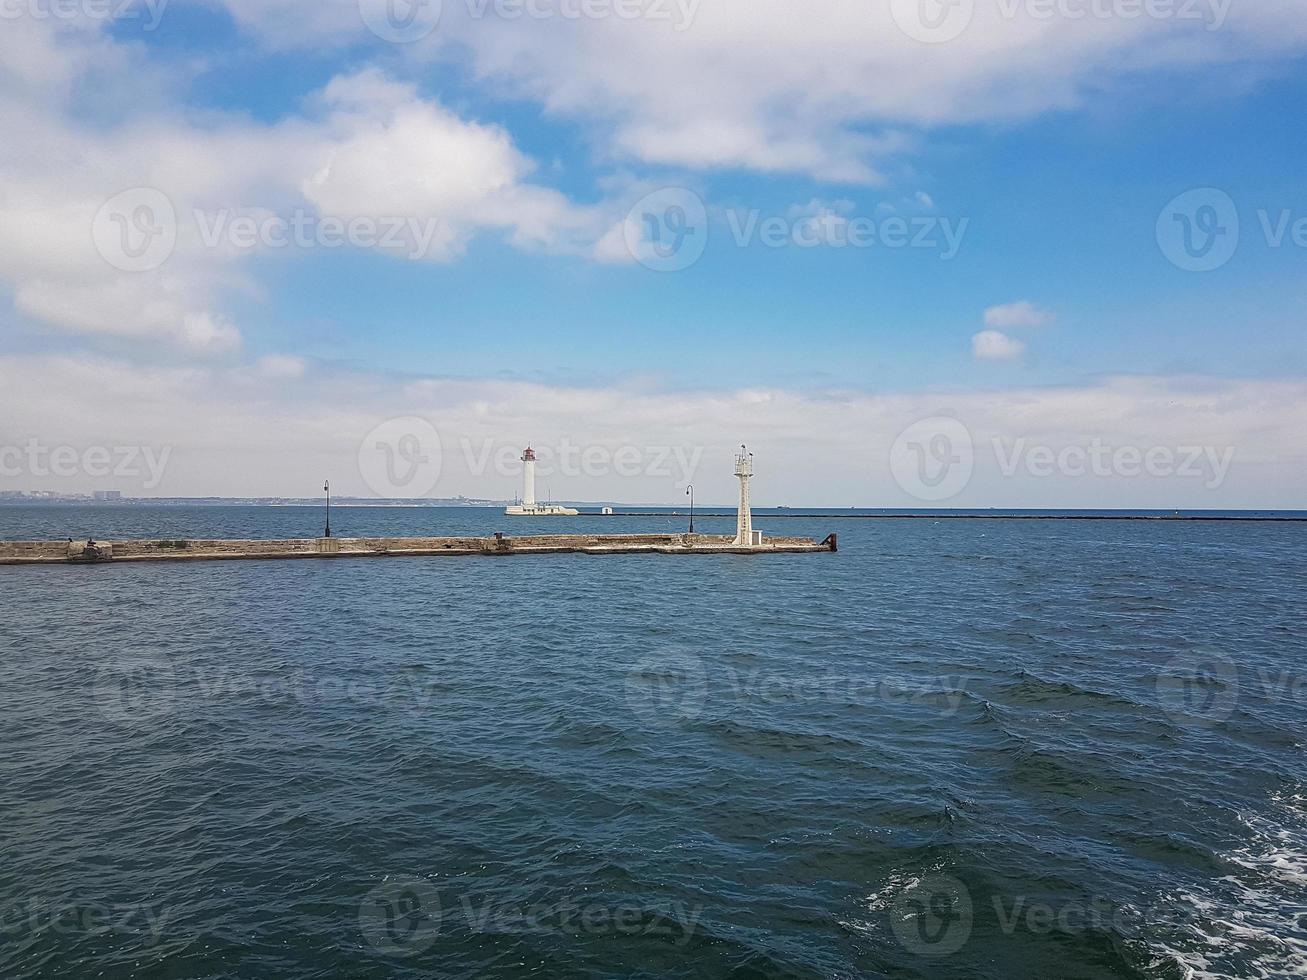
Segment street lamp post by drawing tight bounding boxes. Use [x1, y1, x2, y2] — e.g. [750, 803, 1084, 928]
[323, 479, 331, 538]
[685, 484, 694, 534]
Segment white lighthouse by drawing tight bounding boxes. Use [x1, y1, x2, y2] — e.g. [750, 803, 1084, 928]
[505, 446, 579, 516]
[521, 446, 537, 508]
[732, 444, 761, 546]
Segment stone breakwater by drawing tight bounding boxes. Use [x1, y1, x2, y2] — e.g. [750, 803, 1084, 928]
[0, 533, 837, 565]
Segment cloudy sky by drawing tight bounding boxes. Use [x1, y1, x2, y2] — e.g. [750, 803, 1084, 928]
[2, 0, 1305, 506]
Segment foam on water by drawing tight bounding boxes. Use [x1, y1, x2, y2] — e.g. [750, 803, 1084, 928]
[1150, 789, 1307, 979]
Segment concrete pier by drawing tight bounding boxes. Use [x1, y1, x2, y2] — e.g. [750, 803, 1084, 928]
[0, 532, 838, 566]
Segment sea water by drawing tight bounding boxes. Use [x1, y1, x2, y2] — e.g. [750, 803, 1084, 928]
[1, 507, 1304, 978]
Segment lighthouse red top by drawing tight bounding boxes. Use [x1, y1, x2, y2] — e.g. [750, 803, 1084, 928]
[522, 447, 536, 462]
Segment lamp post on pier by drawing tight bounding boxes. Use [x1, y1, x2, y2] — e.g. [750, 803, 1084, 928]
[685, 484, 694, 533]
[323, 480, 331, 538]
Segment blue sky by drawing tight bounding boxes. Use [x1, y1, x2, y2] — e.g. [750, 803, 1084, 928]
[105, 2, 1307, 387]
[2, 0, 1306, 505]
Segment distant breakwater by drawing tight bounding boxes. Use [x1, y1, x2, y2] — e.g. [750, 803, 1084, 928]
[0, 532, 837, 565]
[605, 512, 1307, 522]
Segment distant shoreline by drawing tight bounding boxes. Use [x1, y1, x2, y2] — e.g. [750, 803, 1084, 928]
[0, 499, 507, 509]
[603, 512, 1307, 523]
[0, 500, 1302, 522]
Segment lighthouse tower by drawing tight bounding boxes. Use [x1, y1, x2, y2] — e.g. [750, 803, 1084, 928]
[733, 445, 758, 546]
[521, 446, 537, 508]
[504, 446, 578, 516]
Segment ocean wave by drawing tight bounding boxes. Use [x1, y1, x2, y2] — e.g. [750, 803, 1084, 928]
[1145, 788, 1307, 979]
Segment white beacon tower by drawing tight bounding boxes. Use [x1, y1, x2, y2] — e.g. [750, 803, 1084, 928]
[504, 445, 579, 516]
[521, 446, 537, 508]
[733, 445, 759, 546]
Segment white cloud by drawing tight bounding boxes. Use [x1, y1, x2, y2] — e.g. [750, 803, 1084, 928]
[258, 355, 308, 379]
[0, 28, 603, 353]
[973, 330, 1026, 361]
[303, 70, 605, 259]
[784, 198, 856, 245]
[2, 354, 1303, 508]
[985, 300, 1056, 330]
[787, 198, 855, 219]
[213, 0, 368, 47]
[211, 0, 1307, 181]
[592, 220, 637, 264]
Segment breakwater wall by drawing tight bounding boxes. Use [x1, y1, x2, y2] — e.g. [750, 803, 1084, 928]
[603, 512, 1307, 522]
[0, 532, 837, 566]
